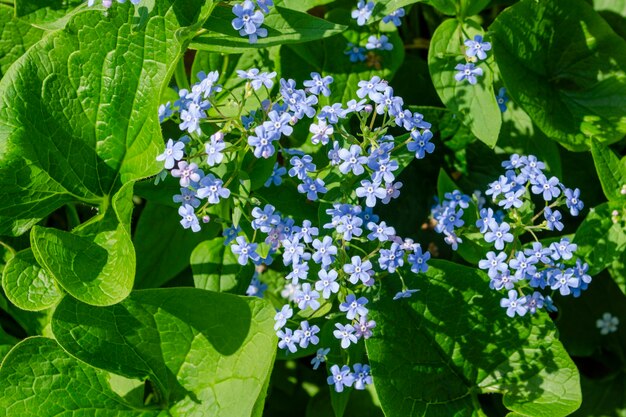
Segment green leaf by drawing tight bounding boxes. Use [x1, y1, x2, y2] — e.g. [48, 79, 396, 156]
[133, 202, 218, 289]
[51, 288, 277, 416]
[428, 19, 502, 147]
[191, 237, 255, 293]
[574, 201, 626, 276]
[0, 0, 214, 236]
[190, 5, 346, 53]
[594, 0, 626, 15]
[2, 249, 62, 311]
[14, 0, 84, 28]
[0, 5, 44, 78]
[590, 140, 626, 202]
[490, 0, 626, 151]
[424, 0, 490, 17]
[30, 183, 136, 306]
[366, 260, 582, 417]
[0, 337, 158, 416]
[273, 0, 335, 12]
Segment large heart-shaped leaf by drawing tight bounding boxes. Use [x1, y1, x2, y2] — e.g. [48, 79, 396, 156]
[0, 337, 158, 416]
[590, 140, 626, 202]
[0, 5, 44, 78]
[191, 237, 254, 293]
[51, 288, 277, 416]
[490, 0, 626, 151]
[0, 0, 214, 236]
[366, 260, 581, 417]
[428, 19, 502, 148]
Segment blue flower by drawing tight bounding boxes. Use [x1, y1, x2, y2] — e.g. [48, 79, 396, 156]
[339, 145, 368, 175]
[197, 174, 230, 204]
[315, 269, 340, 299]
[256, 0, 273, 13]
[295, 283, 321, 311]
[445, 190, 470, 209]
[248, 125, 280, 158]
[381, 181, 403, 204]
[526, 292, 545, 314]
[464, 35, 492, 60]
[509, 252, 537, 280]
[339, 294, 369, 320]
[370, 158, 399, 184]
[408, 246, 430, 273]
[264, 162, 287, 187]
[311, 347, 330, 370]
[173, 188, 200, 208]
[484, 220, 514, 250]
[333, 323, 358, 349]
[531, 174, 561, 201]
[366, 221, 396, 242]
[550, 270, 579, 296]
[357, 76, 387, 100]
[392, 288, 419, 300]
[294, 220, 319, 243]
[486, 174, 513, 200]
[223, 225, 242, 245]
[454, 63, 483, 85]
[178, 204, 201, 232]
[318, 103, 344, 124]
[352, 363, 373, 390]
[357, 180, 387, 208]
[378, 242, 404, 273]
[281, 236, 305, 266]
[277, 328, 299, 353]
[309, 120, 334, 145]
[382, 8, 405, 27]
[355, 316, 376, 339]
[344, 256, 374, 285]
[524, 242, 552, 264]
[274, 305, 293, 330]
[407, 130, 435, 159]
[157, 139, 185, 169]
[204, 133, 226, 167]
[286, 261, 309, 285]
[171, 161, 202, 188]
[158, 102, 173, 123]
[312, 236, 337, 267]
[232, 236, 260, 265]
[550, 238, 576, 261]
[232, 1, 264, 35]
[345, 43, 367, 62]
[351, 0, 374, 26]
[252, 204, 279, 232]
[343, 98, 367, 116]
[478, 251, 508, 279]
[294, 321, 320, 348]
[500, 290, 528, 317]
[327, 364, 355, 392]
[564, 188, 584, 216]
[289, 155, 316, 180]
[303, 72, 334, 97]
[371, 86, 403, 115]
[251, 71, 278, 91]
[544, 207, 564, 231]
[264, 110, 293, 136]
[297, 177, 327, 201]
[496, 87, 509, 112]
[366, 35, 394, 51]
[498, 188, 525, 209]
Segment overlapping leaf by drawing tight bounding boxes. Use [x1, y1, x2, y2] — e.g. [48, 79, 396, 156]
[366, 260, 581, 417]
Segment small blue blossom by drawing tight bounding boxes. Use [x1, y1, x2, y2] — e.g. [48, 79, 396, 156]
[232, 1, 266, 43]
[264, 163, 287, 187]
[500, 290, 528, 317]
[171, 161, 202, 188]
[393, 288, 419, 300]
[357, 180, 387, 208]
[274, 305, 293, 330]
[264, 110, 293, 136]
[327, 364, 355, 392]
[205, 133, 226, 166]
[309, 120, 334, 145]
[407, 130, 435, 159]
[251, 204, 279, 232]
[339, 294, 369, 320]
[382, 8, 405, 27]
[352, 0, 374, 26]
[315, 269, 340, 299]
[524, 242, 552, 264]
[289, 155, 316, 180]
[526, 292, 545, 314]
[357, 76, 387, 100]
[281, 236, 305, 266]
[531, 174, 561, 201]
[248, 125, 280, 158]
[498, 188, 525, 209]
[339, 145, 368, 175]
[550, 238, 577, 261]
[484, 220, 514, 250]
[454, 63, 483, 85]
[303, 72, 334, 97]
[312, 236, 338, 267]
[297, 177, 328, 201]
[564, 188, 584, 216]
[295, 283, 321, 311]
[355, 316, 376, 339]
[158, 102, 173, 123]
[294, 220, 319, 243]
[294, 321, 320, 348]
[366, 35, 394, 51]
[408, 246, 430, 273]
[178, 204, 201, 232]
[478, 251, 508, 278]
[366, 221, 396, 242]
[464, 35, 492, 60]
[232, 236, 260, 265]
[345, 43, 367, 62]
[550, 270, 579, 296]
[312, 348, 330, 370]
[318, 103, 344, 124]
[333, 323, 358, 349]
[343, 256, 374, 285]
[496, 87, 509, 112]
[277, 328, 299, 353]
[544, 207, 564, 231]
[352, 363, 373, 390]
[197, 174, 231, 204]
[156, 139, 185, 169]
[378, 242, 404, 273]
[223, 225, 242, 245]
[256, 0, 273, 13]
[381, 181, 403, 204]
[173, 188, 200, 208]
[286, 261, 309, 285]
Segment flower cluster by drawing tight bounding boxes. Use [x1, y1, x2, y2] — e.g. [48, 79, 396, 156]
[345, 1, 405, 62]
[231, 0, 274, 44]
[455, 35, 491, 85]
[431, 154, 590, 317]
[156, 65, 436, 391]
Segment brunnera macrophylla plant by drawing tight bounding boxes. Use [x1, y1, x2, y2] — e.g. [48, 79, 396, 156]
[1, 0, 626, 416]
